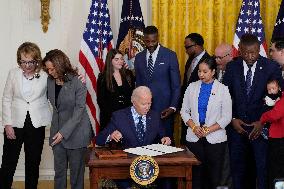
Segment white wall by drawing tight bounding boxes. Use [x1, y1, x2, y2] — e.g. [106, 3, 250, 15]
[0, 0, 151, 180]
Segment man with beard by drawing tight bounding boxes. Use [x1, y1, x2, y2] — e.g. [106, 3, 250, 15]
[223, 34, 283, 189]
[180, 33, 210, 144]
[134, 26, 181, 141]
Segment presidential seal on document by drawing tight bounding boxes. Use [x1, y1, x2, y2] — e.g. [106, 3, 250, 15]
[130, 155, 159, 185]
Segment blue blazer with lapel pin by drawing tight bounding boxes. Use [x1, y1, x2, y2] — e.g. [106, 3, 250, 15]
[134, 45, 181, 136]
[96, 107, 166, 149]
[223, 56, 283, 123]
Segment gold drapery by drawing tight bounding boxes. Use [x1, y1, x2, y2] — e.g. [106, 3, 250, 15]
[152, 0, 282, 75]
[152, 0, 282, 144]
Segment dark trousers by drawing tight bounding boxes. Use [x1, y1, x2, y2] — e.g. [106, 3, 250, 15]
[186, 138, 226, 189]
[268, 138, 284, 189]
[0, 112, 45, 189]
[227, 126, 267, 189]
[219, 143, 233, 189]
[52, 144, 87, 189]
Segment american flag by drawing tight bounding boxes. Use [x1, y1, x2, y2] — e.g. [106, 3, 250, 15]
[79, 0, 113, 137]
[272, 0, 284, 39]
[232, 0, 267, 57]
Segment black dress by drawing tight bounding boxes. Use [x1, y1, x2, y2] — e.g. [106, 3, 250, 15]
[97, 70, 135, 131]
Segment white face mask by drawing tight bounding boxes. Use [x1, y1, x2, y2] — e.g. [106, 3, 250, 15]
[265, 96, 277, 106]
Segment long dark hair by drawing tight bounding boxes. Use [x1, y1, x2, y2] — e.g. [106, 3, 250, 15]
[42, 49, 78, 81]
[103, 49, 132, 91]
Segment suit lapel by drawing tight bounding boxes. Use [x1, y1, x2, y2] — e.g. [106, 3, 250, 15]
[125, 108, 139, 143]
[237, 60, 247, 97]
[48, 79, 56, 109]
[151, 46, 163, 78]
[16, 69, 26, 100]
[143, 112, 153, 145]
[140, 50, 148, 82]
[205, 80, 218, 123]
[249, 59, 264, 100]
[193, 81, 201, 125]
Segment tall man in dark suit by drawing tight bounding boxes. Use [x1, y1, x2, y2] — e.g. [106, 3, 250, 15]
[134, 26, 181, 139]
[180, 33, 210, 144]
[223, 34, 284, 189]
[96, 86, 171, 189]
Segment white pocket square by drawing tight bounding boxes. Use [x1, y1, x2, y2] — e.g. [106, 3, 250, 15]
[159, 62, 165, 65]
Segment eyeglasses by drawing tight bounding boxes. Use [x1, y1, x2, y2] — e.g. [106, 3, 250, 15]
[184, 44, 196, 50]
[19, 60, 37, 66]
[214, 53, 230, 60]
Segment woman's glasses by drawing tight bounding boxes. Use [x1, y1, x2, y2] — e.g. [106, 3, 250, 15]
[20, 60, 37, 66]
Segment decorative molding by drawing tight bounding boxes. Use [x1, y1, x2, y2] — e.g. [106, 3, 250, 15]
[41, 0, 51, 33]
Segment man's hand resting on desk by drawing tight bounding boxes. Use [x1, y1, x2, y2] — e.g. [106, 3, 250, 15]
[110, 130, 123, 142]
[161, 137, 171, 145]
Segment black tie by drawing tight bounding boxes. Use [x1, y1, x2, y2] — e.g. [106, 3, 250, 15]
[136, 116, 145, 145]
[246, 65, 253, 97]
[148, 53, 154, 78]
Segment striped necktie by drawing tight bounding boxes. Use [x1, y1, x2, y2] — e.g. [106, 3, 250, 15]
[148, 53, 154, 77]
[246, 65, 253, 97]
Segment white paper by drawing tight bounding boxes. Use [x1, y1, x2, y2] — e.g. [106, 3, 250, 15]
[123, 144, 184, 156]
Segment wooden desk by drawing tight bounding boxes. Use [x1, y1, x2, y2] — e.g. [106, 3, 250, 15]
[86, 147, 200, 189]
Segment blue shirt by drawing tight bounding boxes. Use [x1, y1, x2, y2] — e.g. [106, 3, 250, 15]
[198, 82, 213, 124]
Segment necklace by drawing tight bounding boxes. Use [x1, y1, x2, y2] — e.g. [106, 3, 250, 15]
[23, 72, 40, 80]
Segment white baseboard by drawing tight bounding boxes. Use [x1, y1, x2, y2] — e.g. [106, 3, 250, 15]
[13, 168, 89, 181]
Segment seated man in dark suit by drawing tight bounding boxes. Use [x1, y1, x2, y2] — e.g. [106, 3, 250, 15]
[96, 86, 171, 189]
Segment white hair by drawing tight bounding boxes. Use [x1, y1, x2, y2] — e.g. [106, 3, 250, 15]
[131, 86, 152, 102]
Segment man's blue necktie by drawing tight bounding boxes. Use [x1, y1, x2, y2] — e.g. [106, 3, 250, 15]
[148, 53, 154, 78]
[136, 116, 145, 145]
[246, 65, 253, 97]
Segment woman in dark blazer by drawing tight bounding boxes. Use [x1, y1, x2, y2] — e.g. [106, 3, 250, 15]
[43, 49, 93, 189]
[97, 49, 135, 131]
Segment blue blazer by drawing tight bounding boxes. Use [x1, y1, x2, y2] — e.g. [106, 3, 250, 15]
[96, 107, 166, 149]
[134, 46, 181, 112]
[223, 56, 283, 123]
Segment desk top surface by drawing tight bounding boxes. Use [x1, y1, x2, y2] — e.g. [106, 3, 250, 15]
[87, 146, 200, 167]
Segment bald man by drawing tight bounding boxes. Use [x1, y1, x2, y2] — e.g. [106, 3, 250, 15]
[214, 43, 233, 82]
[214, 43, 234, 189]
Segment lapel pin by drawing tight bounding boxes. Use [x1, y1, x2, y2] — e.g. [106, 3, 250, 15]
[260, 67, 262, 70]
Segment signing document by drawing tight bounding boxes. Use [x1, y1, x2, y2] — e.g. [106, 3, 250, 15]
[124, 144, 184, 156]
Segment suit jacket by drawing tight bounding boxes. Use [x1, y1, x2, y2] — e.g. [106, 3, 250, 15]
[181, 52, 210, 96]
[180, 80, 232, 144]
[96, 107, 166, 149]
[223, 56, 283, 123]
[47, 74, 92, 149]
[2, 68, 52, 128]
[134, 46, 181, 113]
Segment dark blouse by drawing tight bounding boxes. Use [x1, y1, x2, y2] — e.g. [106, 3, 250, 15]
[55, 83, 62, 107]
[97, 70, 135, 130]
